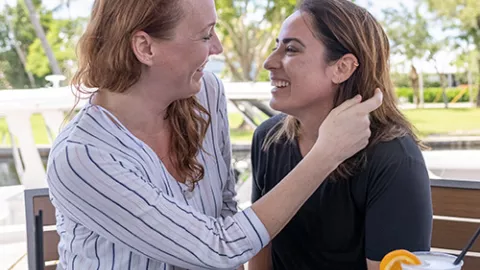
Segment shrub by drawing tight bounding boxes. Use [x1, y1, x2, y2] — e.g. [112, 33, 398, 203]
[394, 87, 478, 103]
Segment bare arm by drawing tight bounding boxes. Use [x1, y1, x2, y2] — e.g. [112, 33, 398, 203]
[49, 89, 382, 269]
[249, 243, 272, 270]
[367, 259, 380, 270]
[252, 89, 383, 239]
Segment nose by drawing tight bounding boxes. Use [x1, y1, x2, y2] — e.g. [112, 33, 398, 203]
[209, 31, 223, 55]
[263, 50, 280, 71]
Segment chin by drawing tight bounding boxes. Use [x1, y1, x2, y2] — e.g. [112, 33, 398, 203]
[271, 98, 309, 117]
[190, 81, 203, 95]
[270, 98, 292, 114]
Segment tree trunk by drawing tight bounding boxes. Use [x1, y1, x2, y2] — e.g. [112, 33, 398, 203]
[477, 57, 480, 107]
[409, 65, 420, 107]
[23, 0, 62, 75]
[5, 11, 36, 88]
[439, 73, 448, 109]
[14, 45, 37, 88]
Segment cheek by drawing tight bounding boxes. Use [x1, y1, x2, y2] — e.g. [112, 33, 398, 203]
[168, 44, 208, 69]
[290, 67, 335, 102]
[192, 44, 210, 59]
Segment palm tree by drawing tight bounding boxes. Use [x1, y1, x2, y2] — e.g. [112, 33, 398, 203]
[23, 0, 62, 75]
[3, 3, 37, 87]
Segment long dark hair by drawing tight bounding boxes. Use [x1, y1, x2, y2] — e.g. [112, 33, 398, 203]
[264, 0, 425, 181]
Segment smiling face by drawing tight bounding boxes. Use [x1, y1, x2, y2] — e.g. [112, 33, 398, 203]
[134, 0, 223, 101]
[263, 11, 337, 117]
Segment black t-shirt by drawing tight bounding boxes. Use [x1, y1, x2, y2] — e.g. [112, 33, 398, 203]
[251, 114, 433, 270]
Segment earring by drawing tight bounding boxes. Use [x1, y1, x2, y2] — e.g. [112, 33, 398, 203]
[354, 62, 359, 67]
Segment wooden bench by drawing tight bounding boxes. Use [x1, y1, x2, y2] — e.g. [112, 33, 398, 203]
[24, 179, 480, 269]
[431, 178, 480, 270]
[24, 188, 59, 270]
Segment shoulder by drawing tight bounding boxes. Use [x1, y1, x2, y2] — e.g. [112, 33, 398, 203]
[360, 134, 429, 190]
[50, 105, 134, 161]
[367, 134, 425, 166]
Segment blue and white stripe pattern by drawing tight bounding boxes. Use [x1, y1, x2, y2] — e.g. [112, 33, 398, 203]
[47, 72, 269, 270]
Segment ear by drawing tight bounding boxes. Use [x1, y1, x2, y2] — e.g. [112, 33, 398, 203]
[331, 53, 359, 84]
[131, 31, 154, 66]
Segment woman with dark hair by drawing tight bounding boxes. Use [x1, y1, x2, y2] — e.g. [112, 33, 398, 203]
[46, 0, 382, 269]
[249, 0, 432, 269]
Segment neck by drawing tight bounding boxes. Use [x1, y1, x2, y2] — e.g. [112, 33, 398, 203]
[295, 103, 333, 156]
[92, 80, 174, 136]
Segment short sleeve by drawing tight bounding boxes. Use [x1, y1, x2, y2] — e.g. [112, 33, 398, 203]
[365, 157, 433, 261]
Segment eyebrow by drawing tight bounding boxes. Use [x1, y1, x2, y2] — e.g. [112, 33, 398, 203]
[276, 37, 306, 47]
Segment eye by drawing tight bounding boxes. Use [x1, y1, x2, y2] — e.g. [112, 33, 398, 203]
[286, 46, 298, 53]
[203, 33, 213, 41]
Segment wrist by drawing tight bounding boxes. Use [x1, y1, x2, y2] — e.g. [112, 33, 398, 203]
[305, 143, 340, 173]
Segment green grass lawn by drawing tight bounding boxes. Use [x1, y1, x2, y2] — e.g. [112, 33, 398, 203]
[229, 108, 480, 142]
[403, 108, 480, 137]
[0, 114, 50, 145]
[0, 108, 479, 146]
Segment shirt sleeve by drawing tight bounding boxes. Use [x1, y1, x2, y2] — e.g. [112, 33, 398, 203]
[214, 75, 238, 218]
[47, 142, 270, 269]
[365, 157, 433, 261]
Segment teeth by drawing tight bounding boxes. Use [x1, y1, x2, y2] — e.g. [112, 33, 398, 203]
[271, 80, 290, 88]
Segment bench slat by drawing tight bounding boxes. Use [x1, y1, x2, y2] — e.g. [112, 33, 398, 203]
[461, 255, 480, 270]
[44, 230, 60, 262]
[432, 219, 480, 253]
[33, 195, 56, 226]
[45, 264, 58, 270]
[432, 186, 480, 219]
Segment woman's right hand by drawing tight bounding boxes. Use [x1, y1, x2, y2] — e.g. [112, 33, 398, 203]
[314, 88, 383, 166]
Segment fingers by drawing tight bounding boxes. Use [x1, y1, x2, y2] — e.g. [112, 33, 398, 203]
[353, 88, 383, 114]
[334, 94, 362, 113]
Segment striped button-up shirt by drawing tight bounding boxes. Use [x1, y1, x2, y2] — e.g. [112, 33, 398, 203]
[47, 72, 270, 270]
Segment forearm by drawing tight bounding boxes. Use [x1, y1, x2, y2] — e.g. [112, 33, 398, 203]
[249, 243, 272, 270]
[49, 144, 268, 269]
[251, 148, 337, 239]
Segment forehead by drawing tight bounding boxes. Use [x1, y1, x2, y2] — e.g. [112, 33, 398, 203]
[278, 11, 317, 43]
[181, 0, 217, 28]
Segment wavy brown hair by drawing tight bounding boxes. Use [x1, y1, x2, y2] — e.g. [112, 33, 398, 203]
[264, 0, 425, 181]
[70, 0, 211, 188]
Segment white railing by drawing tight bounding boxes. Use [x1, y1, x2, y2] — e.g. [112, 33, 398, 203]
[0, 83, 274, 189]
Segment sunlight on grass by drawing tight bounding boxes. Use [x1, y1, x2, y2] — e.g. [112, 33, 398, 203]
[403, 108, 480, 137]
[0, 114, 51, 145]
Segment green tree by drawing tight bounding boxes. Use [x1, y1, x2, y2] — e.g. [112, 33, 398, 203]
[382, 3, 431, 107]
[215, 0, 296, 128]
[26, 18, 84, 81]
[426, 40, 451, 108]
[0, 1, 53, 88]
[426, 0, 480, 106]
[0, 0, 83, 89]
[215, 0, 296, 82]
[23, 0, 62, 75]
